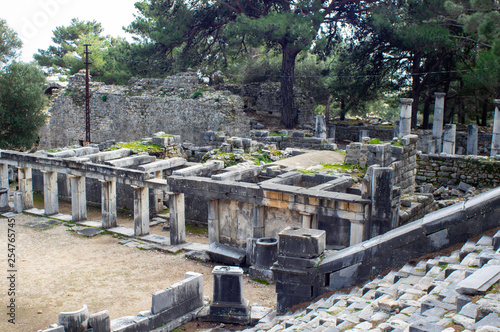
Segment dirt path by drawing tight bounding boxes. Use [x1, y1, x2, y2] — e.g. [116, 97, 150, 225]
[268, 150, 345, 170]
[0, 202, 275, 332]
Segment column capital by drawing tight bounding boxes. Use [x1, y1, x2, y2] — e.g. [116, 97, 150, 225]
[494, 99, 500, 107]
[400, 98, 413, 105]
[434, 92, 446, 98]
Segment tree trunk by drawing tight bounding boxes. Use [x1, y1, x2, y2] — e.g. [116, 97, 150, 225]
[422, 90, 431, 129]
[411, 52, 422, 128]
[280, 45, 300, 128]
[340, 98, 346, 121]
[324, 95, 333, 124]
[481, 99, 488, 126]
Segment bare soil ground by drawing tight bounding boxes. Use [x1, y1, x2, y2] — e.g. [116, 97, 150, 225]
[0, 199, 276, 332]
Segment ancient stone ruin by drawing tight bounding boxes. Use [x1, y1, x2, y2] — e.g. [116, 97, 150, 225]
[2, 87, 500, 331]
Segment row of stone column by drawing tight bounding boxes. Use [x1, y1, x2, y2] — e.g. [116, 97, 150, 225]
[0, 164, 186, 245]
[399, 96, 500, 157]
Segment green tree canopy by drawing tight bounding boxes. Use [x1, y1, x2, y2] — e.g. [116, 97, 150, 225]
[125, 0, 378, 128]
[0, 19, 22, 65]
[0, 62, 47, 149]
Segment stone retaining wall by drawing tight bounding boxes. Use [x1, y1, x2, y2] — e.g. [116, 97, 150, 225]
[416, 154, 500, 188]
[318, 186, 500, 293]
[40, 272, 204, 332]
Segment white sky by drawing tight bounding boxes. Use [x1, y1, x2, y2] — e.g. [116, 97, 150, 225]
[2, 0, 139, 63]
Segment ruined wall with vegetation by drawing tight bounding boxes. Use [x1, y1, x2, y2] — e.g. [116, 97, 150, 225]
[39, 72, 251, 149]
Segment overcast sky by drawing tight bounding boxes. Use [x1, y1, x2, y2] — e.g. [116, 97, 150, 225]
[2, 0, 139, 63]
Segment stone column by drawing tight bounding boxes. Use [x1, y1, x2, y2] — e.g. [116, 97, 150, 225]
[208, 199, 220, 245]
[370, 167, 395, 237]
[42, 171, 59, 216]
[315, 115, 327, 139]
[350, 221, 364, 246]
[0, 164, 9, 210]
[491, 99, 500, 157]
[13, 192, 23, 214]
[154, 171, 164, 213]
[18, 167, 33, 210]
[100, 180, 117, 229]
[133, 186, 149, 236]
[442, 124, 456, 155]
[300, 212, 312, 229]
[399, 98, 413, 137]
[467, 124, 478, 155]
[432, 92, 446, 154]
[359, 130, 369, 142]
[393, 121, 400, 139]
[70, 176, 87, 222]
[252, 205, 265, 238]
[327, 124, 336, 140]
[169, 193, 186, 245]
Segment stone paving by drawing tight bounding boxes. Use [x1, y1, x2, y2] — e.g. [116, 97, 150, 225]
[246, 233, 500, 332]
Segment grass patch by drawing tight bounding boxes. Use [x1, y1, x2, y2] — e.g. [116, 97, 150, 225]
[369, 138, 382, 144]
[252, 278, 270, 285]
[108, 141, 164, 154]
[186, 223, 208, 235]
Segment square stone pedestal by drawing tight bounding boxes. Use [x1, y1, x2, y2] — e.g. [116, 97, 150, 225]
[206, 266, 250, 325]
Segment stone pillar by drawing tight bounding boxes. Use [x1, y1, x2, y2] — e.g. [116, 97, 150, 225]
[209, 266, 250, 324]
[442, 124, 456, 155]
[133, 186, 149, 236]
[70, 176, 87, 222]
[359, 130, 369, 142]
[370, 167, 396, 237]
[393, 121, 400, 139]
[42, 171, 59, 216]
[0, 164, 9, 211]
[14, 192, 23, 214]
[18, 167, 33, 210]
[432, 92, 446, 154]
[271, 228, 325, 314]
[101, 180, 117, 229]
[169, 193, 186, 245]
[327, 124, 336, 140]
[467, 124, 478, 155]
[491, 99, 500, 157]
[252, 205, 265, 238]
[350, 221, 364, 246]
[208, 199, 220, 245]
[301, 212, 312, 229]
[154, 171, 164, 212]
[314, 115, 327, 139]
[399, 98, 413, 137]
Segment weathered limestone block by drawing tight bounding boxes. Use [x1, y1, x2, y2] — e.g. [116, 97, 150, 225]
[278, 227, 325, 259]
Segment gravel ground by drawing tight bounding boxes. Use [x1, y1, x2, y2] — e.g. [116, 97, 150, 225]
[0, 207, 276, 332]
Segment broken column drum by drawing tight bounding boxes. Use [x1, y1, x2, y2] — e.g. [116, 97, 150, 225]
[255, 237, 278, 268]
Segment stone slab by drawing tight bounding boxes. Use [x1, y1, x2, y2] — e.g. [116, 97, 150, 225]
[25, 208, 45, 216]
[278, 227, 326, 259]
[182, 243, 209, 252]
[108, 226, 135, 237]
[50, 213, 73, 222]
[79, 220, 104, 228]
[32, 223, 53, 230]
[456, 265, 500, 295]
[1, 212, 19, 218]
[250, 306, 274, 326]
[138, 234, 170, 245]
[207, 242, 246, 266]
[77, 228, 103, 237]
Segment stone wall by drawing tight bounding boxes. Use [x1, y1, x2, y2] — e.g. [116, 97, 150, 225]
[345, 135, 418, 194]
[416, 154, 500, 188]
[333, 124, 395, 142]
[218, 82, 316, 125]
[39, 72, 251, 149]
[318, 186, 500, 294]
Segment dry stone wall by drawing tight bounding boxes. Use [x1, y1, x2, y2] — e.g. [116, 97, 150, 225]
[39, 72, 251, 149]
[417, 154, 500, 188]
